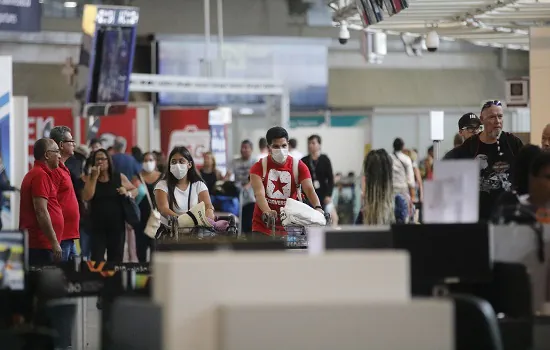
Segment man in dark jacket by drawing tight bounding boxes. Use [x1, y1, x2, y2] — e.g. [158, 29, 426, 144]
[302, 135, 334, 209]
[444, 100, 523, 221]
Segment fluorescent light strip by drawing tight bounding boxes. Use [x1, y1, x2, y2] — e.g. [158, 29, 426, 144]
[64, 1, 77, 8]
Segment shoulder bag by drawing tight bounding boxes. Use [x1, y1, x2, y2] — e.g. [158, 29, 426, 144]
[140, 174, 162, 239]
[116, 173, 141, 229]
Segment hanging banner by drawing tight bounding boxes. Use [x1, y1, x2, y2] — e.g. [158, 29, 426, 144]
[0, 56, 14, 229]
[0, 0, 42, 32]
[159, 108, 210, 166]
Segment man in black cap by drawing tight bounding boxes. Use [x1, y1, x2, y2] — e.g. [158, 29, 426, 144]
[444, 113, 482, 158]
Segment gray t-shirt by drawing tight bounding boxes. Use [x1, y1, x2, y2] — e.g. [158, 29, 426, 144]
[232, 157, 257, 205]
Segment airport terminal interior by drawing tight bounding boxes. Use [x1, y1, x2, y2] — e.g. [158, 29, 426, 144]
[2, 0, 550, 349]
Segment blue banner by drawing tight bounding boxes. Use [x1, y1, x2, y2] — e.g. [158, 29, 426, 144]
[0, 0, 41, 32]
[210, 124, 227, 175]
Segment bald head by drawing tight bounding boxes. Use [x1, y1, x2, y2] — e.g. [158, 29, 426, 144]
[542, 124, 550, 151]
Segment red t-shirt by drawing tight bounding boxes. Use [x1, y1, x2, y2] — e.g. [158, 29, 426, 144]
[19, 161, 64, 249]
[249, 155, 311, 235]
[51, 162, 80, 240]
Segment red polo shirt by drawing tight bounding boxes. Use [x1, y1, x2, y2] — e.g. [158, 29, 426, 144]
[19, 161, 64, 249]
[51, 162, 80, 240]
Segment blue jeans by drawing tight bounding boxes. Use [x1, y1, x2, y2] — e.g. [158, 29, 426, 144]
[60, 239, 77, 262]
[79, 224, 91, 259]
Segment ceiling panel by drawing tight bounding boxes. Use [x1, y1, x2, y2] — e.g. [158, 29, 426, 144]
[328, 0, 548, 50]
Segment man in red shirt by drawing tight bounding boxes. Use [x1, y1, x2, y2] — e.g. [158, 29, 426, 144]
[19, 138, 63, 264]
[50, 126, 80, 261]
[249, 126, 324, 236]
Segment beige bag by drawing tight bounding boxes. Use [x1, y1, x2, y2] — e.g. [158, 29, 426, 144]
[139, 175, 161, 239]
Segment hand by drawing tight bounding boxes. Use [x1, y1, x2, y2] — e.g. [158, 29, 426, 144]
[323, 196, 331, 205]
[262, 210, 278, 226]
[90, 166, 99, 180]
[51, 241, 62, 262]
[117, 186, 128, 196]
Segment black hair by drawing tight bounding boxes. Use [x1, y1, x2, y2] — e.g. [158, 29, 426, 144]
[392, 138, 404, 152]
[131, 146, 143, 163]
[49, 126, 71, 146]
[308, 134, 321, 144]
[530, 150, 550, 178]
[163, 146, 204, 210]
[289, 138, 297, 149]
[265, 127, 289, 145]
[91, 149, 115, 179]
[513, 144, 542, 195]
[33, 138, 51, 161]
[362, 149, 395, 225]
[89, 138, 101, 146]
[241, 139, 253, 148]
[259, 138, 268, 149]
[428, 145, 434, 153]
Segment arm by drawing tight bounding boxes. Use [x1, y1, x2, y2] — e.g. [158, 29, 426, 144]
[32, 197, 59, 246]
[198, 189, 215, 220]
[120, 174, 138, 198]
[81, 175, 97, 201]
[154, 189, 180, 218]
[413, 166, 423, 202]
[301, 178, 322, 209]
[405, 159, 416, 201]
[324, 156, 334, 204]
[250, 174, 272, 214]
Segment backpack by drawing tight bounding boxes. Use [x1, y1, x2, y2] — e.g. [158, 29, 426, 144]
[261, 157, 302, 202]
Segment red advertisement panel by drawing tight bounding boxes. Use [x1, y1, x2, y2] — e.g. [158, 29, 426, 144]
[80, 107, 137, 153]
[159, 108, 210, 167]
[28, 108, 74, 168]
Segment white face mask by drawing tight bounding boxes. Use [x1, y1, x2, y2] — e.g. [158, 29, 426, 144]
[271, 148, 289, 164]
[142, 160, 156, 173]
[170, 164, 189, 180]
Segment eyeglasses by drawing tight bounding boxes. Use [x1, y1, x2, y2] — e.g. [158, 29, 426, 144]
[46, 149, 60, 154]
[62, 139, 76, 144]
[481, 100, 502, 112]
[95, 157, 108, 162]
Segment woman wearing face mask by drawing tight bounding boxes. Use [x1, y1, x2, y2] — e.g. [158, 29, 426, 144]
[134, 152, 162, 262]
[154, 146, 215, 229]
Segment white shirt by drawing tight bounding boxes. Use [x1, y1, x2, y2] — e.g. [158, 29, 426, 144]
[390, 151, 415, 193]
[154, 180, 209, 224]
[289, 149, 304, 161]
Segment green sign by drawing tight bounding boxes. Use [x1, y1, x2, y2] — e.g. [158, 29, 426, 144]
[290, 115, 367, 128]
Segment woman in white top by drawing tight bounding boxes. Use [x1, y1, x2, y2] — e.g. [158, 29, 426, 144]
[154, 146, 215, 224]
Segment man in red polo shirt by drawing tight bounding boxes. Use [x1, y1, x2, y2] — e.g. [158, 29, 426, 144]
[50, 126, 80, 261]
[19, 138, 63, 264]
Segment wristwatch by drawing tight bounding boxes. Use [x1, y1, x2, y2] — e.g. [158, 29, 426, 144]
[314, 205, 323, 210]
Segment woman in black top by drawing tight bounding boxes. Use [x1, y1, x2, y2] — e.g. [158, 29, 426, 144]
[136, 152, 162, 262]
[82, 149, 138, 262]
[200, 152, 223, 194]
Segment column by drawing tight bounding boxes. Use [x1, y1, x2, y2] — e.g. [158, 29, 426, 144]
[529, 27, 550, 144]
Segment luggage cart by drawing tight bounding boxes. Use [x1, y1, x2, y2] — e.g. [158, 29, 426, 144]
[157, 214, 238, 242]
[262, 212, 330, 249]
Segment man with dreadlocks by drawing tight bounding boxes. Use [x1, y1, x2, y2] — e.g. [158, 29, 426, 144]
[355, 149, 409, 225]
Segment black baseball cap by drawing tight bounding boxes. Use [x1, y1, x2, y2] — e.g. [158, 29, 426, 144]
[458, 113, 481, 130]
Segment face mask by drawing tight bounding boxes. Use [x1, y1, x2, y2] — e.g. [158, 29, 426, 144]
[143, 161, 156, 173]
[271, 149, 289, 164]
[170, 163, 189, 180]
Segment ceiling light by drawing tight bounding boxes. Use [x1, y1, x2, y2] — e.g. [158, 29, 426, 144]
[63, 1, 77, 8]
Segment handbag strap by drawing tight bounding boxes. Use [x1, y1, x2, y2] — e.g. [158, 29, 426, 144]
[139, 174, 156, 210]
